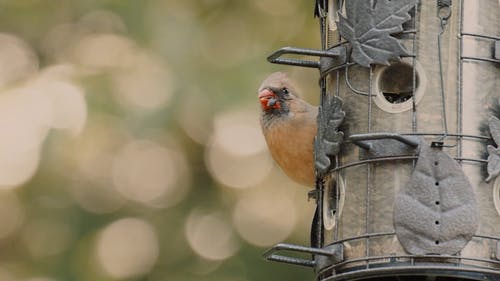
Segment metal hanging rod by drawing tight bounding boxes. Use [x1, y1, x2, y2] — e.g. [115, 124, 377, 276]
[461, 32, 500, 41]
[263, 243, 343, 269]
[331, 156, 487, 173]
[462, 56, 500, 64]
[348, 132, 421, 148]
[266, 44, 348, 75]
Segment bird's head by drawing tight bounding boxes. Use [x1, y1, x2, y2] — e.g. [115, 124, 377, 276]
[258, 72, 297, 115]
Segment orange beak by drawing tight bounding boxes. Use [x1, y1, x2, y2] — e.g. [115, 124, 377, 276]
[258, 88, 275, 99]
[259, 89, 280, 110]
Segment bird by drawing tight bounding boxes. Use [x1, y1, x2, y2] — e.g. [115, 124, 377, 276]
[258, 72, 318, 186]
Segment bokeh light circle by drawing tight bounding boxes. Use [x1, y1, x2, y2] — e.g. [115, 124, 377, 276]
[96, 218, 159, 279]
[111, 53, 173, 111]
[0, 33, 38, 88]
[205, 110, 273, 189]
[70, 113, 128, 214]
[0, 87, 51, 188]
[185, 210, 240, 261]
[233, 190, 297, 247]
[31, 77, 87, 135]
[112, 139, 189, 207]
[72, 34, 136, 70]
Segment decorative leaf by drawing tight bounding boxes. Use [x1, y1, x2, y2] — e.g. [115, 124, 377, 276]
[486, 146, 500, 182]
[486, 116, 500, 182]
[394, 142, 478, 255]
[337, 0, 416, 67]
[489, 116, 500, 146]
[314, 95, 345, 175]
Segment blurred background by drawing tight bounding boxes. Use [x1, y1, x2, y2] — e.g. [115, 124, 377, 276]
[0, 1, 323, 280]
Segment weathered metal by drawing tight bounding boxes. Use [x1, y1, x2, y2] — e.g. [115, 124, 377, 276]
[337, 0, 417, 67]
[264, 0, 500, 280]
[487, 116, 500, 182]
[314, 94, 345, 175]
[394, 140, 478, 255]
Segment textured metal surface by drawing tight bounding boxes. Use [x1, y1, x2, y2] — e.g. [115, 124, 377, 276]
[337, 0, 417, 67]
[437, 1, 452, 139]
[348, 133, 419, 159]
[460, 0, 500, 254]
[322, 265, 500, 281]
[267, 46, 346, 69]
[497, 240, 500, 261]
[348, 133, 419, 154]
[496, 40, 500, 60]
[323, 0, 500, 272]
[438, 0, 452, 7]
[316, 234, 500, 280]
[263, 243, 343, 269]
[266, 47, 320, 68]
[486, 116, 500, 182]
[394, 142, 478, 254]
[460, 33, 500, 64]
[358, 139, 418, 159]
[315, 94, 345, 175]
[264, 0, 500, 279]
[314, 244, 344, 272]
[320, 45, 348, 77]
[314, 0, 328, 18]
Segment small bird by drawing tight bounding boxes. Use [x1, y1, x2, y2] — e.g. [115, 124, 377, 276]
[258, 72, 318, 186]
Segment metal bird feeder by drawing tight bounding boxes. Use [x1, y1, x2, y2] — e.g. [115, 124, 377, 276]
[263, 0, 500, 280]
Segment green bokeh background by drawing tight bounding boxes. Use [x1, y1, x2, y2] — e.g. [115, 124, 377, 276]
[0, 1, 324, 281]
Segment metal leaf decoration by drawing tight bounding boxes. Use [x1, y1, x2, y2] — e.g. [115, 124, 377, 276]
[337, 0, 416, 67]
[314, 95, 345, 175]
[486, 116, 500, 182]
[394, 142, 478, 255]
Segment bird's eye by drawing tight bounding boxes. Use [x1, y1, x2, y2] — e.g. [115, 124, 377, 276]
[282, 88, 289, 95]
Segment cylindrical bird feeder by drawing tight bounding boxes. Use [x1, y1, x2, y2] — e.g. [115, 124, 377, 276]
[264, 0, 500, 280]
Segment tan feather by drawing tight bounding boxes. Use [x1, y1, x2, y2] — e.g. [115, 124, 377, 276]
[258, 72, 317, 186]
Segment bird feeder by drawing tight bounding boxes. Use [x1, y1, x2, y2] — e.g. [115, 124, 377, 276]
[264, 0, 500, 280]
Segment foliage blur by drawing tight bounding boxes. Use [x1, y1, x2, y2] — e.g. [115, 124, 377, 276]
[0, 1, 323, 281]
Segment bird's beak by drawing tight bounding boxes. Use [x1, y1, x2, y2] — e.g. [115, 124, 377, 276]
[259, 89, 279, 110]
[258, 88, 275, 100]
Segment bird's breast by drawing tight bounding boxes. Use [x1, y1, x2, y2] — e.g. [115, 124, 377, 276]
[263, 112, 317, 186]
